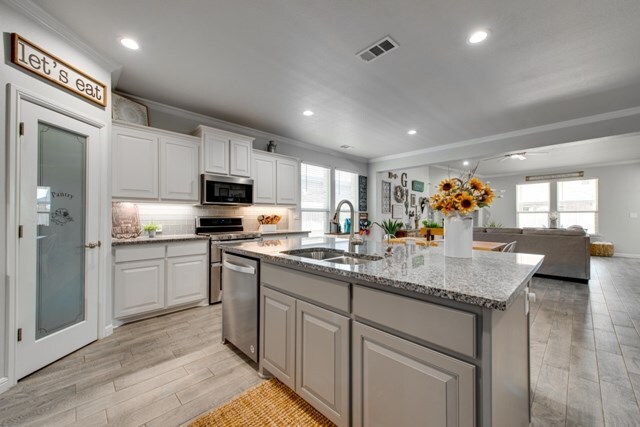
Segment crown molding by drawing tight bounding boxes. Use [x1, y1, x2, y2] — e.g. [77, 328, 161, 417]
[370, 105, 640, 164]
[117, 92, 369, 164]
[4, 0, 121, 72]
[481, 159, 640, 179]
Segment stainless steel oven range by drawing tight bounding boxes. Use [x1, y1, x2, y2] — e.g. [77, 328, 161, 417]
[195, 216, 262, 303]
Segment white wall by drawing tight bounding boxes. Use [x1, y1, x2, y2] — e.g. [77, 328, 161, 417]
[0, 1, 112, 392]
[485, 162, 640, 255]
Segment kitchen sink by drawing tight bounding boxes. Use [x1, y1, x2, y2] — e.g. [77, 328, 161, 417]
[281, 249, 383, 265]
[325, 256, 375, 265]
[281, 249, 345, 260]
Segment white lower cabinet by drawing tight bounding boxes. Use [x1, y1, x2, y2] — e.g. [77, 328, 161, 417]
[352, 321, 476, 427]
[166, 254, 208, 307]
[260, 285, 349, 427]
[114, 241, 208, 321]
[114, 259, 165, 318]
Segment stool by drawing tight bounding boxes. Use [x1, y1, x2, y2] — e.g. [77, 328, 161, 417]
[590, 242, 614, 257]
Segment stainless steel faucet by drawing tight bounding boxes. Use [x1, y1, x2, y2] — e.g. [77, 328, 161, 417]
[332, 199, 361, 250]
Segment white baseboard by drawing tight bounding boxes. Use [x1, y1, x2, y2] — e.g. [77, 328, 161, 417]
[0, 377, 13, 395]
[102, 324, 114, 338]
[614, 253, 640, 259]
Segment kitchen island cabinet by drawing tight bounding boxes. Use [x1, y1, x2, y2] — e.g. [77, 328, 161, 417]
[224, 237, 543, 427]
[260, 264, 350, 426]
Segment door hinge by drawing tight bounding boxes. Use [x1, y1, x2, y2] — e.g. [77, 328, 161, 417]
[18, 225, 24, 238]
[19, 122, 24, 136]
[17, 328, 22, 342]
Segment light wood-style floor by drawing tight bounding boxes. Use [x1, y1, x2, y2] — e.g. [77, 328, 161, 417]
[530, 256, 640, 426]
[0, 304, 263, 426]
[0, 256, 639, 426]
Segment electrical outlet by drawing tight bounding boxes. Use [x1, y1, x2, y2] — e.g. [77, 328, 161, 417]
[630, 213, 638, 219]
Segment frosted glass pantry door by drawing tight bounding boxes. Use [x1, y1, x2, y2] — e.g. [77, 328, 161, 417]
[17, 100, 100, 380]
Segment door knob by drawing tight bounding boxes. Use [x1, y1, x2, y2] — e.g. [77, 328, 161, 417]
[84, 241, 101, 248]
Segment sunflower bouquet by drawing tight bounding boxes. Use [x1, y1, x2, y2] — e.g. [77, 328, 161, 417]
[430, 170, 495, 216]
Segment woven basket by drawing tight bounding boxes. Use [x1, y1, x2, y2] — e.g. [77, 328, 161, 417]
[590, 242, 614, 257]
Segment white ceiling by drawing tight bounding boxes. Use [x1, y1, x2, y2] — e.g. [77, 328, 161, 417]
[434, 133, 640, 176]
[31, 0, 640, 159]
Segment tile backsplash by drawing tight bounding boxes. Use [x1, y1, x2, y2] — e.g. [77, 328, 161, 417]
[136, 203, 293, 235]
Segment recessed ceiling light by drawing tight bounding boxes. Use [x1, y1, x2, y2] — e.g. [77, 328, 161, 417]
[468, 30, 489, 44]
[463, 161, 469, 166]
[302, 110, 314, 116]
[120, 38, 139, 50]
[407, 129, 417, 135]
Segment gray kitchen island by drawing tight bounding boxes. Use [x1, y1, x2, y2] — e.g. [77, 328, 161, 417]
[222, 237, 544, 427]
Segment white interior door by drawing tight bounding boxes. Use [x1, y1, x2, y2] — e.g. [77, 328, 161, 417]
[16, 100, 100, 379]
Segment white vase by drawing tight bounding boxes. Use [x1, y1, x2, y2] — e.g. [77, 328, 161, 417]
[444, 214, 473, 258]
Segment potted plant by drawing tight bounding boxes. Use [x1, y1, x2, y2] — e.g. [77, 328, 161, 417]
[421, 220, 442, 228]
[430, 167, 495, 258]
[143, 223, 159, 238]
[374, 219, 404, 241]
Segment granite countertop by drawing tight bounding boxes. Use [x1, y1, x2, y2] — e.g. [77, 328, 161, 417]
[222, 237, 544, 310]
[112, 234, 210, 246]
[260, 229, 311, 235]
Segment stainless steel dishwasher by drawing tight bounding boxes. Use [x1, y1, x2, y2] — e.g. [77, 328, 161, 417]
[221, 252, 259, 362]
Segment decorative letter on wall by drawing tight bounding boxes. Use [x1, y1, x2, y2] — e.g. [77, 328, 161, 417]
[11, 33, 107, 108]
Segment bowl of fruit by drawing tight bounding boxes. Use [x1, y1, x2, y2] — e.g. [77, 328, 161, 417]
[257, 215, 282, 232]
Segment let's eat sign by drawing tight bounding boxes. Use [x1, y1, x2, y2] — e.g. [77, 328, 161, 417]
[11, 33, 107, 108]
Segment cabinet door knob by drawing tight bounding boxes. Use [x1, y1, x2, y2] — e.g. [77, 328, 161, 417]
[527, 292, 536, 303]
[84, 241, 101, 249]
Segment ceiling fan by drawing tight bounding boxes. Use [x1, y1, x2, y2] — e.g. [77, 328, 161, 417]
[483, 151, 548, 162]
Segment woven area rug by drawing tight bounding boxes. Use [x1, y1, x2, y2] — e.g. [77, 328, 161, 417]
[190, 378, 336, 426]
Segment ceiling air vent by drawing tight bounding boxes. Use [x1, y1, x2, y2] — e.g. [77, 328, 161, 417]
[357, 36, 399, 62]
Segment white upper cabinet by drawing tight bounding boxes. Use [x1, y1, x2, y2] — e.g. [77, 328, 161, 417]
[112, 126, 159, 199]
[194, 126, 254, 177]
[276, 158, 299, 205]
[251, 150, 300, 206]
[112, 122, 200, 202]
[230, 139, 252, 177]
[160, 136, 199, 201]
[202, 132, 229, 175]
[253, 152, 277, 204]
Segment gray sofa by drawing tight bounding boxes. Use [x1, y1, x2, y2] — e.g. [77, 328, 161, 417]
[473, 227, 591, 282]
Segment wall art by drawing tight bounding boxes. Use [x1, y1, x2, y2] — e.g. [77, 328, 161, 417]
[381, 180, 391, 213]
[358, 175, 367, 212]
[392, 204, 403, 219]
[112, 93, 149, 126]
[11, 33, 107, 107]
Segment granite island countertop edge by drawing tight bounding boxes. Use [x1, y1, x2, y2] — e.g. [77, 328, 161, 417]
[222, 241, 544, 311]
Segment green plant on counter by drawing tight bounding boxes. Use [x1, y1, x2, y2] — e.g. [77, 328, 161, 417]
[143, 223, 159, 232]
[422, 220, 442, 228]
[375, 219, 404, 237]
[486, 221, 503, 228]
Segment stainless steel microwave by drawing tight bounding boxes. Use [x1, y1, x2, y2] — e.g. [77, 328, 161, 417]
[200, 174, 254, 206]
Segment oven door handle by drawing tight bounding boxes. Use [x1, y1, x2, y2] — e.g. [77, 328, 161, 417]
[223, 260, 256, 275]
